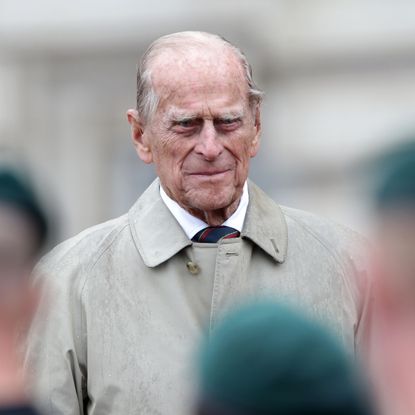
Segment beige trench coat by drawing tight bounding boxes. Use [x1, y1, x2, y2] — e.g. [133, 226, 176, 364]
[26, 179, 370, 415]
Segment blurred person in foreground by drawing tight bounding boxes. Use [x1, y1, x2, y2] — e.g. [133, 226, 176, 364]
[367, 140, 415, 415]
[26, 31, 370, 415]
[196, 301, 373, 415]
[0, 169, 47, 414]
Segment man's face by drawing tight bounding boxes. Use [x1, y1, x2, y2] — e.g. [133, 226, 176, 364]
[128, 50, 261, 213]
[376, 210, 415, 303]
[0, 204, 38, 287]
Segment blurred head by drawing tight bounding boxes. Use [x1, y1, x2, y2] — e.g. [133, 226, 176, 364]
[196, 301, 371, 415]
[374, 140, 415, 306]
[0, 170, 46, 406]
[0, 170, 47, 284]
[127, 32, 262, 217]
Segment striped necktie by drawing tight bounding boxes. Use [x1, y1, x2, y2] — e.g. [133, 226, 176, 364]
[192, 226, 240, 243]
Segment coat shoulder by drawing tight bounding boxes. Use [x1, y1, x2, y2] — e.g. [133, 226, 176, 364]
[280, 206, 369, 271]
[36, 214, 130, 282]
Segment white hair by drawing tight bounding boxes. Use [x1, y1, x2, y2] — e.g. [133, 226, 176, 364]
[136, 31, 264, 122]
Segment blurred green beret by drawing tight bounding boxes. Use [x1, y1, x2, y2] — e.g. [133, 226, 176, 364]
[0, 169, 48, 247]
[198, 301, 371, 415]
[375, 140, 415, 209]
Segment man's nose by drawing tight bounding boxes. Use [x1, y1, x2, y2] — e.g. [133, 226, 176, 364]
[195, 121, 223, 161]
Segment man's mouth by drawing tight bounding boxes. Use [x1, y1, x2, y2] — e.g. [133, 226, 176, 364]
[189, 169, 230, 177]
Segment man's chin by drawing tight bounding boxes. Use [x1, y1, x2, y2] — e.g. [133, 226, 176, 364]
[185, 189, 236, 212]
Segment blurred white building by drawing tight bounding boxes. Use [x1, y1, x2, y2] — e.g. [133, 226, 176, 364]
[1, 0, 415, 242]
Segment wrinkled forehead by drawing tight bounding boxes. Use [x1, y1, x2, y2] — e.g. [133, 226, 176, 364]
[150, 48, 249, 111]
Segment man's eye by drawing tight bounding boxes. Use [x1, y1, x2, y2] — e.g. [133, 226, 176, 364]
[178, 120, 194, 128]
[170, 119, 199, 134]
[216, 118, 241, 130]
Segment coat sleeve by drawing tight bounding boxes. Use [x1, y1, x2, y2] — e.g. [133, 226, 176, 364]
[24, 252, 88, 415]
[336, 227, 374, 358]
[351, 251, 373, 357]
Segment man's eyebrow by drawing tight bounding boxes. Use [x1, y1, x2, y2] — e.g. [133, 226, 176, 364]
[213, 114, 244, 125]
[165, 109, 245, 122]
[216, 111, 244, 120]
[166, 109, 199, 122]
[172, 115, 199, 123]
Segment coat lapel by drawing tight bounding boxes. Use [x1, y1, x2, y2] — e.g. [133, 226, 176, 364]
[128, 179, 192, 267]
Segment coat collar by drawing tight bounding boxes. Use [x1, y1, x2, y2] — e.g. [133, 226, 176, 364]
[128, 178, 287, 267]
[241, 180, 287, 263]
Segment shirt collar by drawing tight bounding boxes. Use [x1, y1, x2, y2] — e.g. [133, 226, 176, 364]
[160, 182, 249, 239]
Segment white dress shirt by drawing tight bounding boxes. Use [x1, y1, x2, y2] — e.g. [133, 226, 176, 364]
[160, 182, 249, 240]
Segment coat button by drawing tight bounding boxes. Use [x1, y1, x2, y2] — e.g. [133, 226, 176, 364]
[186, 261, 200, 275]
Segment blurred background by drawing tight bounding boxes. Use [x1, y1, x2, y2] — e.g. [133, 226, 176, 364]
[1, 0, 415, 246]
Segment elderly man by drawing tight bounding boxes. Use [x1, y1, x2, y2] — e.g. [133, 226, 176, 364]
[26, 32, 370, 415]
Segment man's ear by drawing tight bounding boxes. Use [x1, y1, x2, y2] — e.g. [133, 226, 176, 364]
[249, 104, 261, 158]
[126, 109, 153, 164]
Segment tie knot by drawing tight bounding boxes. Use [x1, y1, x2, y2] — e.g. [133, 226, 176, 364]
[192, 226, 241, 243]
